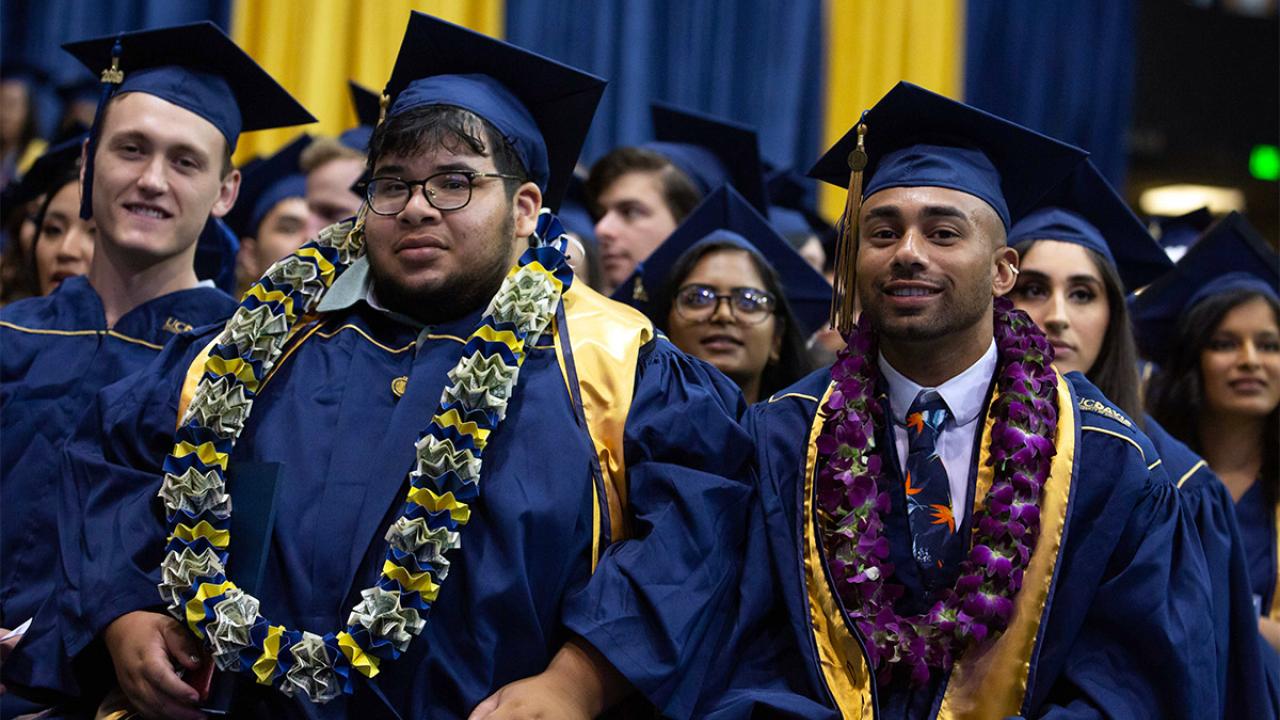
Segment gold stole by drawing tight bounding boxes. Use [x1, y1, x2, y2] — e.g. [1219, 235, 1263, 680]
[552, 283, 654, 567]
[1270, 500, 1280, 622]
[802, 371, 1077, 719]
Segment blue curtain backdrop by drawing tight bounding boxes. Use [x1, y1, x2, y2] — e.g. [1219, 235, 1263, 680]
[4, 0, 1138, 190]
[505, 0, 826, 176]
[964, 0, 1136, 186]
[2, 0, 231, 138]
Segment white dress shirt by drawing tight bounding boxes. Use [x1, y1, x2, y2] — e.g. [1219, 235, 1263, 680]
[877, 339, 998, 526]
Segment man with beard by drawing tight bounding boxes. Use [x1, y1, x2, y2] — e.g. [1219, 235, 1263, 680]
[3, 13, 751, 720]
[701, 83, 1217, 719]
[0, 23, 312, 715]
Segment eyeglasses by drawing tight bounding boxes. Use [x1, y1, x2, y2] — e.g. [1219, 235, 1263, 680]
[360, 171, 523, 215]
[674, 284, 777, 325]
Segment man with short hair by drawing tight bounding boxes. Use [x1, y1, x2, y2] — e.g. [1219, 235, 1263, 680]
[301, 136, 366, 238]
[704, 83, 1217, 719]
[228, 135, 313, 295]
[0, 23, 313, 702]
[6, 14, 751, 720]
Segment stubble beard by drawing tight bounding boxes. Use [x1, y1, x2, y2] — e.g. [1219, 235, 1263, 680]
[371, 212, 517, 327]
[861, 277, 992, 346]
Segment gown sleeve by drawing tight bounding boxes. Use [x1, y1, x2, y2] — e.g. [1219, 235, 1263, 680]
[1177, 462, 1280, 718]
[1032, 437, 1218, 719]
[559, 338, 755, 719]
[0, 331, 211, 702]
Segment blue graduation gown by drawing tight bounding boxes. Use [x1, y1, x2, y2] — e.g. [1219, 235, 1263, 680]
[1145, 418, 1280, 718]
[700, 368, 1218, 719]
[0, 276, 236, 630]
[3, 281, 753, 719]
[1235, 478, 1280, 701]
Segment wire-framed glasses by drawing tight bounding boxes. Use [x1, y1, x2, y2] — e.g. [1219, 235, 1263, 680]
[674, 284, 777, 324]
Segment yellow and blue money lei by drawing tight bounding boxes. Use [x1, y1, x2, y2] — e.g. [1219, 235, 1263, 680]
[156, 212, 574, 702]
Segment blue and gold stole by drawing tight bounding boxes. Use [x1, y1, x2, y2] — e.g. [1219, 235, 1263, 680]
[801, 371, 1078, 719]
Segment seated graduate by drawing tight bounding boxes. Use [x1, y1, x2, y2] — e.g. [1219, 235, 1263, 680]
[701, 82, 1218, 719]
[0, 62, 49, 188]
[586, 103, 769, 292]
[1135, 213, 1280, 662]
[0, 133, 93, 299]
[298, 84, 377, 240]
[28, 150, 96, 297]
[0, 133, 88, 305]
[1006, 163, 1278, 717]
[765, 166, 830, 274]
[1147, 206, 1214, 263]
[611, 184, 828, 404]
[227, 135, 313, 296]
[0, 19, 313, 690]
[2, 13, 753, 720]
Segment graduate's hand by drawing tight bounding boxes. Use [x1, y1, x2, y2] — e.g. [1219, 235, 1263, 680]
[0, 627, 16, 665]
[468, 638, 629, 720]
[467, 673, 592, 720]
[103, 610, 208, 720]
[1260, 617, 1280, 653]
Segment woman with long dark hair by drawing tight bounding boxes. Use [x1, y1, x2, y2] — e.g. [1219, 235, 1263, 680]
[1008, 166, 1278, 716]
[28, 166, 95, 295]
[1136, 212, 1280, 662]
[615, 185, 829, 404]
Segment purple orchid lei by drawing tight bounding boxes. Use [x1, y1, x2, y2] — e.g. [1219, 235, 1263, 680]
[815, 296, 1059, 685]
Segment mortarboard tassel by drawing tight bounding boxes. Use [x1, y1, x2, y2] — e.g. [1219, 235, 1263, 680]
[378, 92, 390, 126]
[79, 35, 125, 220]
[830, 118, 867, 335]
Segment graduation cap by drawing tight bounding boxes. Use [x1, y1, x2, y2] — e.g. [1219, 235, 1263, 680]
[1131, 212, 1280, 363]
[811, 82, 1087, 229]
[610, 184, 832, 336]
[338, 80, 380, 153]
[1148, 206, 1214, 258]
[767, 206, 816, 247]
[809, 81, 1088, 331]
[558, 171, 596, 244]
[1, 132, 85, 209]
[223, 133, 312, 238]
[0, 61, 51, 89]
[62, 21, 316, 218]
[349, 79, 381, 127]
[765, 166, 830, 234]
[194, 217, 240, 295]
[1007, 159, 1172, 292]
[380, 12, 606, 211]
[55, 73, 100, 107]
[51, 120, 90, 144]
[644, 101, 769, 213]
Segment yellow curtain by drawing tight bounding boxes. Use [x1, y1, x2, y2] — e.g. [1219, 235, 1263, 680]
[819, 0, 965, 220]
[230, 0, 504, 164]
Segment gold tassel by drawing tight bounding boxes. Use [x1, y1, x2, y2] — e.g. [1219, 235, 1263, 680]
[378, 93, 390, 125]
[830, 121, 867, 335]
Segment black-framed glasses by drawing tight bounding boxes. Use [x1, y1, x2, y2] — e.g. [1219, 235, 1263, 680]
[360, 171, 523, 215]
[674, 284, 777, 325]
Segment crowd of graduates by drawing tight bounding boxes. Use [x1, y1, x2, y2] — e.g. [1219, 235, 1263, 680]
[0, 11, 1277, 720]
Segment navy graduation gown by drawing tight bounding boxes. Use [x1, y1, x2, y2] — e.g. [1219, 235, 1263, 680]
[3, 284, 753, 719]
[1237, 482, 1276, 615]
[1235, 479, 1280, 703]
[0, 276, 236, 630]
[1144, 418, 1280, 718]
[700, 368, 1218, 719]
